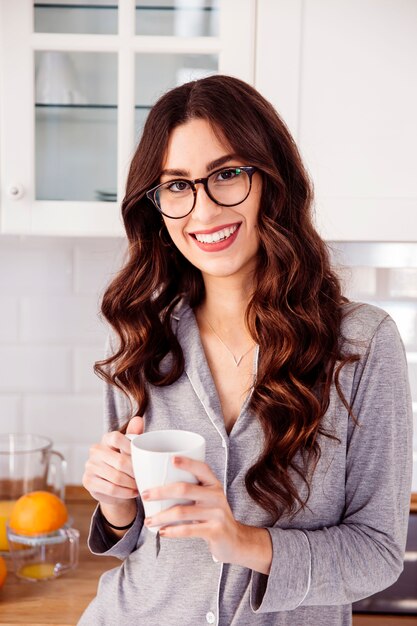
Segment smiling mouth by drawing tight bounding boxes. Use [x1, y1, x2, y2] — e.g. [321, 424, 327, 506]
[191, 223, 240, 244]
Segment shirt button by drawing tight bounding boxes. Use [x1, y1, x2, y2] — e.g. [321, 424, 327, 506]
[206, 611, 215, 624]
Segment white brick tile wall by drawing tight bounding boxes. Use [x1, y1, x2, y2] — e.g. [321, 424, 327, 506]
[0, 242, 72, 295]
[22, 394, 103, 443]
[59, 444, 96, 487]
[0, 346, 72, 393]
[72, 445, 92, 485]
[73, 238, 126, 296]
[0, 395, 22, 432]
[389, 269, 417, 298]
[0, 297, 19, 342]
[21, 295, 105, 344]
[74, 346, 104, 393]
[0, 236, 124, 485]
[336, 266, 377, 300]
[378, 302, 417, 350]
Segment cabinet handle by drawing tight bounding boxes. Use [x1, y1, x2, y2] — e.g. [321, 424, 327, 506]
[8, 184, 25, 200]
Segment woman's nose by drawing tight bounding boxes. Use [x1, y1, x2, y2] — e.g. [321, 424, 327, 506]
[192, 183, 222, 223]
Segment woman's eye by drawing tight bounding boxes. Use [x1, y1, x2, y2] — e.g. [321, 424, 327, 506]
[217, 168, 240, 181]
[168, 181, 190, 192]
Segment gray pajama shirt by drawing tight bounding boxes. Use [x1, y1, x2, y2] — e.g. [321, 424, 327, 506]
[78, 301, 413, 626]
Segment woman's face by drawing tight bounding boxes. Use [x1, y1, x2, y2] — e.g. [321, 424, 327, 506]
[160, 118, 262, 283]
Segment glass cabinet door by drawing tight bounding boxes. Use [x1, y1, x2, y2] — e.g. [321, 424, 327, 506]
[0, 0, 255, 236]
[135, 0, 219, 37]
[35, 51, 118, 201]
[34, 1, 118, 34]
[135, 52, 218, 139]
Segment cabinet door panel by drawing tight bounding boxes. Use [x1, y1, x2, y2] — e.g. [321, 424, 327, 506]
[299, 0, 417, 239]
[256, 0, 417, 241]
[134, 52, 218, 139]
[299, 0, 417, 199]
[35, 51, 118, 202]
[255, 0, 303, 140]
[35, 0, 118, 35]
[135, 0, 219, 37]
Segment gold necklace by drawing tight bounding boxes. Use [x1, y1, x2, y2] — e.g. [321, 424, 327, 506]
[204, 317, 256, 367]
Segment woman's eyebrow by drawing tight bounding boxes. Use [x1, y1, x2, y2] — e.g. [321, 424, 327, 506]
[160, 153, 238, 178]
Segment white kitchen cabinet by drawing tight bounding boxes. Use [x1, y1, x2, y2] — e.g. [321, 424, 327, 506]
[3, 0, 415, 241]
[0, 0, 256, 236]
[256, 0, 417, 242]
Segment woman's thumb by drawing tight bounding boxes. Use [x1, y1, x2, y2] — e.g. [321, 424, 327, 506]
[126, 415, 144, 435]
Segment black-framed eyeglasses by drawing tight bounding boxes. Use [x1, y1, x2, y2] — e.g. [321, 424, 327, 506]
[145, 165, 258, 219]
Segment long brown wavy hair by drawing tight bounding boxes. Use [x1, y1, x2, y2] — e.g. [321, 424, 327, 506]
[95, 75, 358, 521]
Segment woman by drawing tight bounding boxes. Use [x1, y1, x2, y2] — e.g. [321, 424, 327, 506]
[79, 75, 412, 626]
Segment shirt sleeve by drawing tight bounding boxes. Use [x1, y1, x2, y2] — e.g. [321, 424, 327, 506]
[250, 316, 413, 612]
[87, 499, 145, 560]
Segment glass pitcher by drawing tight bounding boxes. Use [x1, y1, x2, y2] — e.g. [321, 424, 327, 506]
[0, 434, 66, 555]
[7, 524, 79, 582]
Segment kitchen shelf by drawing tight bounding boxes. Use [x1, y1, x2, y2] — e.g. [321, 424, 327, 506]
[34, 3, 218, 11]
[35, 2, 117, 9]
[135, 3, 218, 11]
[35, 103, 151, 110]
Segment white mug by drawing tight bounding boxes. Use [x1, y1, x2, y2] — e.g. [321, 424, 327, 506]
[127, 430, 206, 533]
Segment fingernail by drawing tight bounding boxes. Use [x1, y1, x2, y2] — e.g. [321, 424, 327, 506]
[142, 491, 149, 500]
[172, 456, 180, 465]
[144, 517, 152, 526]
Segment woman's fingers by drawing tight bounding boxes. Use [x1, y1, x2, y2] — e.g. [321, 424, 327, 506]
[83, 418, 145, 504]
[101, 416, 144, 454]
[140, 458, 223, 507]
[142, 481, 221, 505]
[144, 504, 224, 528]
[158, 522, 212, 539]
[83, 443, 138, 502]
[171, 456, 220, 487]
[86, 456, 137, 491]
[89, 443, 135, 476]
[83, 447, 139, 499]
[103, 430, 132, 454]
[126, 415, 144, 436]
[84, 475, 138, 501]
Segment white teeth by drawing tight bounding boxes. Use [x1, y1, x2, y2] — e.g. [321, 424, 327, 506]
[194, 224, 238, 244]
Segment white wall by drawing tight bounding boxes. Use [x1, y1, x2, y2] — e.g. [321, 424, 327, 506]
[333, 244, 417, 492]
[0, 235, 125, 483]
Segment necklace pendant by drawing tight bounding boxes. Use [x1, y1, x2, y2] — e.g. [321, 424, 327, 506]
[204, 315, 255, 368]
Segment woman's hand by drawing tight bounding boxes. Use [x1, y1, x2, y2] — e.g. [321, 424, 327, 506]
[82, 416, 143, 518]
[142, 456, 272, 573]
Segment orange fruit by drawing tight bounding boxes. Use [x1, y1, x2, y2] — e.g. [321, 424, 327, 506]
[9, 491, 68, 536]
[0, 555, 7, 588]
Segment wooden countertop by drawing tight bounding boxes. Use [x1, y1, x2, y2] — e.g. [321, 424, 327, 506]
[0, 487, 416, 625]
[0, 486, 119, 626]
